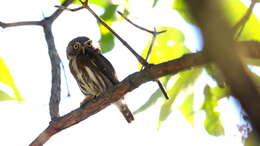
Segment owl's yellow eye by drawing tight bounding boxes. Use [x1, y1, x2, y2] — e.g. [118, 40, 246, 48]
[84, 40, 92, 47]
[72, 43, 80, 49]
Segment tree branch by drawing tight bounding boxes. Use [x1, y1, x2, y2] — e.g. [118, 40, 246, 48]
[0, 21, 41, 28]
[41, 0, 73, 120]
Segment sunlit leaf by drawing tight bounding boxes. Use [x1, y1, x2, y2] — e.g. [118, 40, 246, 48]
[0, 90, 14, 101]
[98, 27, 115, 53]
[209, 86, 230, 99]
[98, 4, 118, 52]
[172, 0, 193, 23]
[140, 26, 189, 68]
[179, 93, 194, 127]
[202, 85, 224, 136]
[0, 58, 23, 101]
[158, 68, 202, 128]
[220, 0, 260, 41]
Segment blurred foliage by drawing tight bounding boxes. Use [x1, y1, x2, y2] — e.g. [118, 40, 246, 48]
[98, 3, 117, 53]
[172, 0, 193, 23]
[172, 0, 260, 41]
[171, 0, 260, 41]
[0, 57, 23, 101]
[220, 0, 260, 41]
[140, 26, 189, 65]
[152, 0, 159, 7]
[179, 93, 195, 127]
[202, 85, 226, 136]
[158, 68, 202, 128]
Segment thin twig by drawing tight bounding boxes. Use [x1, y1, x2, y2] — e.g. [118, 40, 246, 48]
[117, 11, 169, 99]
[54, 5, 84, 12]
[117, 11, 166, 63]
[117, 11, 166, 35]
[0, 21, 41, 28]
[233, 0, 256, 39]
[156, 79, 170, 99]
[43, 0, 74, 120]
[143, 28, 158, 66]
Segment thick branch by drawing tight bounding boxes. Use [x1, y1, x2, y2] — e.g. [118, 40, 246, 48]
[42, 22, 62, 120]
[41, 0, 73, 120]
[186, 0, 260, 137]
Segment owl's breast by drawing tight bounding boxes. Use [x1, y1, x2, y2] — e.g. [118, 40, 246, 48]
[69, 58, 112, 96]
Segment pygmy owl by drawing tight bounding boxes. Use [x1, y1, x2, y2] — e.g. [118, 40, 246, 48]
[66, 36, 134, 123]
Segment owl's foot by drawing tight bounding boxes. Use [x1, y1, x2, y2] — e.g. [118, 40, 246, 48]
[80, 95, 95, 107]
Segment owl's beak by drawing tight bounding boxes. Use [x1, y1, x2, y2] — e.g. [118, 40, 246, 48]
[80, 46, 86, 54]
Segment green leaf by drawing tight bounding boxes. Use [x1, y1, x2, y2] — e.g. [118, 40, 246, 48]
[208, 86, 230, 99]
[98, 4, 118, 52]
[158, 67, 202, 128]
[179, 93, 194, 127]
[172, 0, 194, 23]
[140, 26, 189, 68]
[221, 0, 260, 41]
[202, 85, 224, 136]
[98, 29, 115, 53]
[152, 0, 159, 7]
[0, 57, 23, 101]
[0, 90, 14, 101]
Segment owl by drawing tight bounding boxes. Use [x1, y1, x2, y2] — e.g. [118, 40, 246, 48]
[66, 36, 134, 123]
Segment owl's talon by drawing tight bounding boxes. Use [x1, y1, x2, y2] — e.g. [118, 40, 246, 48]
[80, 95, 95, 107]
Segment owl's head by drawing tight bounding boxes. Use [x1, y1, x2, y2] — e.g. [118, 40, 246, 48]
[66, 36, 98, 60]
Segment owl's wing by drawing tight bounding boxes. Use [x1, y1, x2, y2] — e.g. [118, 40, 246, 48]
[85, 49, 119, 85]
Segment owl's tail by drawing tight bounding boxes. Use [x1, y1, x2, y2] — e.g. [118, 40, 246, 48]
[115, 100, 134, 123]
